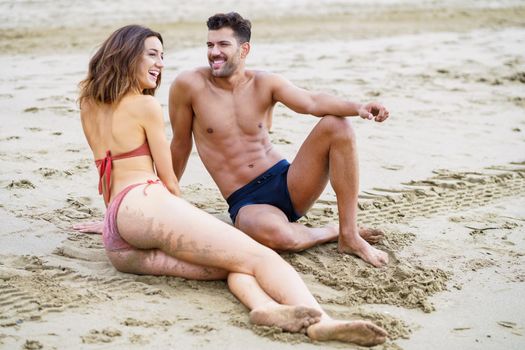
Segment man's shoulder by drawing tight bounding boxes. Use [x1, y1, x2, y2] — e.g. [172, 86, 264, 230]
[250, 69, 275, 80]
[173, 67, 209, 87]
[250, 70, 286, 85]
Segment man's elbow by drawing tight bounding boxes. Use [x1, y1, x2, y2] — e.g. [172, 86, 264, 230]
[296, 101, 319, 117]
[304, 96, 329, 117]
[306, 104, 326, 118]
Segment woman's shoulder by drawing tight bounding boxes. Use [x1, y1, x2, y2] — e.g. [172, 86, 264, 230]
[79, 97, 96, 115]
[120, 94, 161, 114]
[118, 95, 163, 130]
[79, 98, 107, 125]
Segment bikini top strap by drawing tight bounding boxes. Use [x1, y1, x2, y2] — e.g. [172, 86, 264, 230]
[111, 142, 151, 161]
[95, 150, 112, 205]
[94, 142, 151, 205]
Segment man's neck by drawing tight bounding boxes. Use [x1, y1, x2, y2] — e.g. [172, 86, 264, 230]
[210, 68, 249, 90]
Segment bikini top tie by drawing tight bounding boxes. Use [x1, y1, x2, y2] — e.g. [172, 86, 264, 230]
[94, 142, 151, 204]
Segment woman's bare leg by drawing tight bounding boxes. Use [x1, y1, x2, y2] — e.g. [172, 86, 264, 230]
[107, 248, 228, 280]
[228, 273, 388, 345]
[117, 185, 321, 306]
[227, 273, 321, 332]
[108, 249, 320, 333]
[116, 185, 387, 346]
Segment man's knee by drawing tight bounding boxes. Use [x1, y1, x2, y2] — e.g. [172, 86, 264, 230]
[319, 115, 356, 142]
[257, 223, 300, 251]
[237, 208, 301, 251]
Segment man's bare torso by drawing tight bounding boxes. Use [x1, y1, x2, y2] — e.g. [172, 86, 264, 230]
[188, 68, 284, 198]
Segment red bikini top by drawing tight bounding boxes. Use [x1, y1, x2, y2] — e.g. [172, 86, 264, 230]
[95, 142, 151, 204]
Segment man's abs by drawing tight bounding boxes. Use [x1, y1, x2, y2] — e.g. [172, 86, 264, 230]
[195, 135, 284, 199]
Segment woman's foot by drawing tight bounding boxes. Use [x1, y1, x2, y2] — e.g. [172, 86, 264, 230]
[249, 305, 322, 333]
[307, 319, 388, 346]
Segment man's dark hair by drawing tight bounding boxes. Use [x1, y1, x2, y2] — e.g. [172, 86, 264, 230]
[207, 12, 251, 44]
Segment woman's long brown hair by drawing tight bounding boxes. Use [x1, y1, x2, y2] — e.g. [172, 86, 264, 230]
[79, 25, 163, 106]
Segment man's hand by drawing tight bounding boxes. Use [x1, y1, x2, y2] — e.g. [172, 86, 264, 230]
[73, 220, 104, 234]
[358, 102, 389, 122]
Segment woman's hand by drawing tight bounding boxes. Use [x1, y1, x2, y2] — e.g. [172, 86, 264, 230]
[73, 220, 104, 234]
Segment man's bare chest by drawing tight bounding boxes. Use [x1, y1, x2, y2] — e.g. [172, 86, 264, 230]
[192, 91, 272, 138]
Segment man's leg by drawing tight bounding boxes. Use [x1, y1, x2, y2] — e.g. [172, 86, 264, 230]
[287, 116, 388, 267]
[235, 204, 338, 252]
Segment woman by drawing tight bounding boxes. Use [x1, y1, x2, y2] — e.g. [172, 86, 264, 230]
[78, 24, 387, 346]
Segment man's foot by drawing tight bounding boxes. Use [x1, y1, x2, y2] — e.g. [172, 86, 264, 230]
[249, 305, 322, 333]
[322, 225, 383, 244]
[307, 319, 388, 346]
[359, 227, 384, 244]
[338, 235, 389, 267]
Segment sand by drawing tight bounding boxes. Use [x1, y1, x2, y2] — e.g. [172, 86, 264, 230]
[1, 1, 524, 349]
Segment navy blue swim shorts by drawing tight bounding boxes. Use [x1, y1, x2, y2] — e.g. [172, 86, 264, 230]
[226, 159, 302, 224]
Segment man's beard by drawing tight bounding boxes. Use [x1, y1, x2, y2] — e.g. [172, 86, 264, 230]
[211, 60, 237, 77]
[210, 51, 240, 77]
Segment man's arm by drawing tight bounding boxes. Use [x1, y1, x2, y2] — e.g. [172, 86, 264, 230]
[270, 74, 389, 122]
[169, 72, 195, 180]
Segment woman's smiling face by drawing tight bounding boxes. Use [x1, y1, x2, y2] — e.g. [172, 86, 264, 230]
[137, 36, 164, 90]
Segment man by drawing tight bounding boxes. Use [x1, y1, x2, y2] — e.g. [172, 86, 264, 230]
[169, 12, 389, 267]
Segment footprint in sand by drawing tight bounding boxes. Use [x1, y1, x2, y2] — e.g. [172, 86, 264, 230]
[81, 328, 122, 344]
[23, 107, 39, 113]
[129, 333, 149, 345]
[2, 135, 20, 141]
[187, 324, 216, 335]
[25, 127, 42, 132]
[35, 167, 72, 178]
[506, 72, 525, 83]
[6, 179, 35, 189]
[23, 340, 43, 350]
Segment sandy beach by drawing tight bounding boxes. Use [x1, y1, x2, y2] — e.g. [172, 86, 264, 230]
[1, 1, 524, 349]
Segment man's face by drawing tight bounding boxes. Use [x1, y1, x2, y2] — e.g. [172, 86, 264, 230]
[207, 27, 243, 77]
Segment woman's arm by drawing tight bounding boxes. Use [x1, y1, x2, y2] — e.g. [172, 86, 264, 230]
[139, 96, 181, 196]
